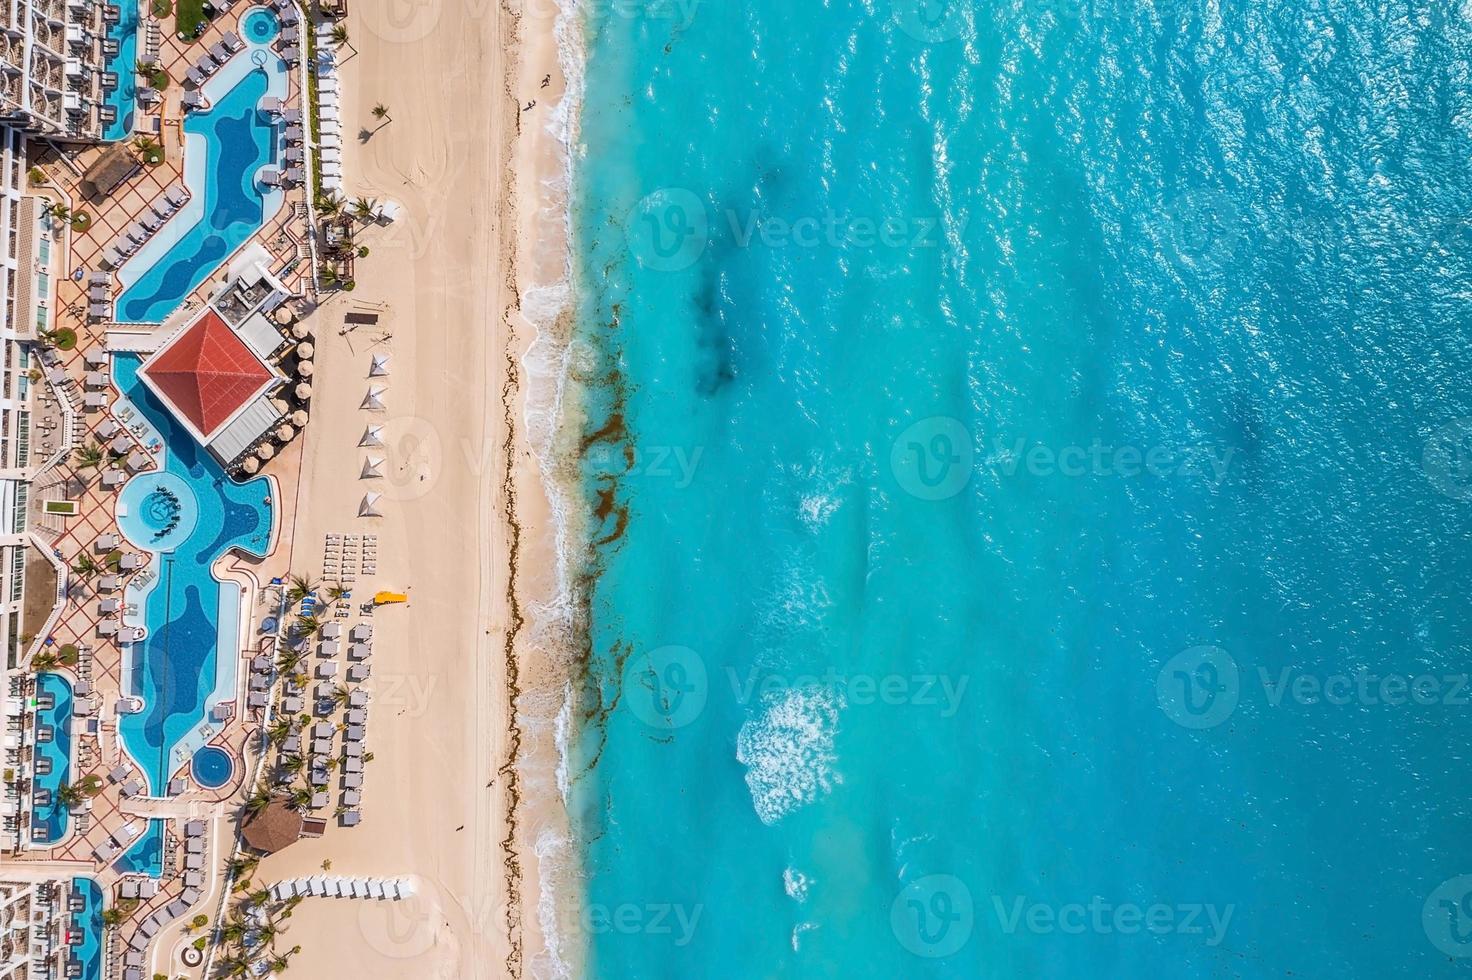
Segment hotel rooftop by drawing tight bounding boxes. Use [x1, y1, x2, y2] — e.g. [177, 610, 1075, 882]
[138, 303, 286, 467]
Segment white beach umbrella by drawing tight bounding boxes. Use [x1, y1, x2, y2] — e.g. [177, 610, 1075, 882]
[255, 443, 276, 461]
[276, 424, 295, 441]
[291, 410, 309, 427]
[295, 383, 313, 400]
[297, 342, 315, 358]
[368, 353, 390, 377]
[361, 456, 383, 479]
[358, 493, 382, 518]
[290, 322, 309, 339]
[297, 360, 315, 378]
[270, 397, 290, 414]
[240, 457, 259, 474]
[359, 424, 383, 447]
[360, 386, 385, 411]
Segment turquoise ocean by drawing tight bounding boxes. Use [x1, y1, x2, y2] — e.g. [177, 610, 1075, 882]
[561, 0, 1472, 975]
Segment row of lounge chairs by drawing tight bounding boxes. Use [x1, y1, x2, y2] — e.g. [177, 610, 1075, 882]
[315, 22, 345, 193]
[267, 875, 415, 901]
[102, 184, 189, 269]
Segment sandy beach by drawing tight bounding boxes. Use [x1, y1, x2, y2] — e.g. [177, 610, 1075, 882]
[254, 1, 574, 977]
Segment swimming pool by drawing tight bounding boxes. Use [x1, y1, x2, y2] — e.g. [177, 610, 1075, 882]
[114, 355, 274, 794]
[67, 878, 103, 980]
[112, 819, 165, 878]
[32, 672, 74, 844]
[243, 8, 281, 44]
[101, 2, 140, 141]
[191, 745, 233, 789]
[117, 471, 200, 552]
[114, 27, 288, 323]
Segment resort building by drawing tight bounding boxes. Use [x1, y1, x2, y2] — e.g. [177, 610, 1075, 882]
[135, 269, 293, 470]
[0, 877, 55, 979]
[0, 0, 128, 141]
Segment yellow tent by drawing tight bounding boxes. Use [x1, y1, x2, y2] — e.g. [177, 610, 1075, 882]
[373, 591, 408, 605]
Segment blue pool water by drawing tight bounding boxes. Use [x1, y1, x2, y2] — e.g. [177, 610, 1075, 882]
[118, 471, 199, 552]
[31, 673, 73, 844]
[191, 745, 233, 789]
[112, 819, 165, 878]
[115, 46, 286, 323]
[566, 1, 1472, 978]
[68, 878, 103, 980]
[101, 1, 139, 141]
[242, 8, 280, 44]
[114, 354, 273, 794]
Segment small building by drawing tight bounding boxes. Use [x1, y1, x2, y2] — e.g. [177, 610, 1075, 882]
[240, 799, 304, 855]
[137, 308, 286, 469]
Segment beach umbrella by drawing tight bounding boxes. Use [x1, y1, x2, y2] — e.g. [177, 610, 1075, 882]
[298, 342, 315, 358]
[361, 456, 383, 479]
[291, 410, 309, 427]
[359, 424, 383, 447]
[291, 322, 310, 339]
[241, 457, 260, 474]
[297, 360, 314, 378]
[358, 492, 382, 518]
[368, 354, 390, 377]
[295, 383, 313, 400]
[255, 443, 276, 461]
[271, 397, 290, 414]
[360, 386, 385, 411]
[276, 424, 295, 441]
[276, 307, 297, 327]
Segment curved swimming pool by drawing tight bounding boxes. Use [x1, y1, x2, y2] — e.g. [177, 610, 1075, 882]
[191, 745, 233, 788]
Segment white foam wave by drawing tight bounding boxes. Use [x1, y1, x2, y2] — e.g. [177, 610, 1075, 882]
[783, 866, 811, 903]
[736, 687, 843, 825]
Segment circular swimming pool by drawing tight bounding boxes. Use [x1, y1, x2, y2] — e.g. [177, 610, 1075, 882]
[243, 8, 280, 44]
[117, 470, 198, 552]
[191, 746, 233, 789]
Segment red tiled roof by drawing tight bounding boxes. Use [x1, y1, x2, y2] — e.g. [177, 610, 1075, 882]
[141, 311, 274, 437]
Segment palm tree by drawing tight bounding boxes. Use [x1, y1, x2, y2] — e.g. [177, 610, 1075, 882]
[288, 787, 313, 810]
[317, 191, 343, 217]
[286, 574, 319, 605]
[275, 648, 305, 674]
[56, 782, 85, 808]
[266, 718, 294, 745]
[226, 854, 259, 880]
[132, 136, 161, 165]
[351, 196, 376, 222]
[331, 685, 350, 709]
[243, 789, 272, 816]
[293, 614, 320, 638]
[30, 650, 58, 672]
[317, 266, 340, 289]
[362, 751, 375, 764]
[41, 201, 69, 225]
[371, 103, 390, 122]
[73, 442, 104, 471]
[71, 552, 100, 579]
[280, 754, 306, 776]
[331, 23, 349, 45]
